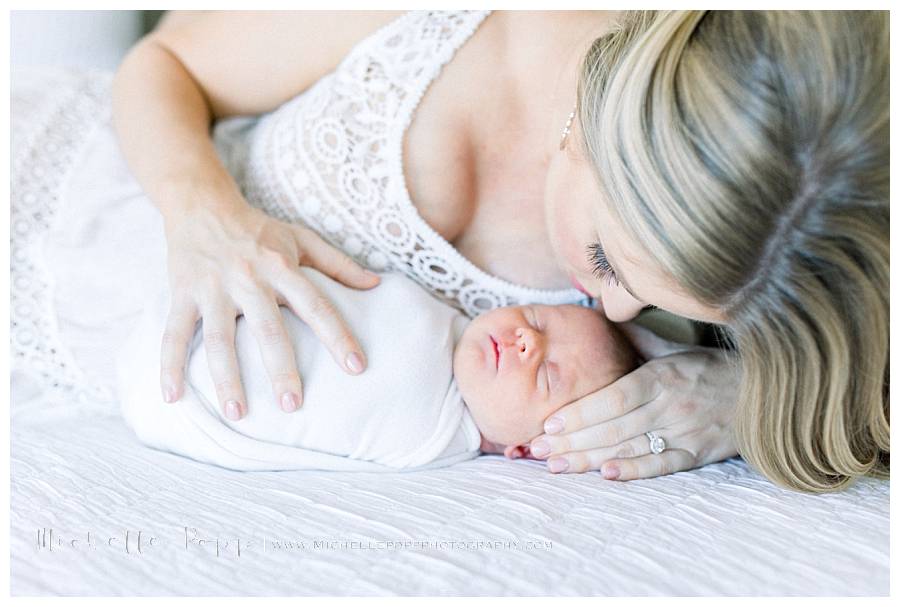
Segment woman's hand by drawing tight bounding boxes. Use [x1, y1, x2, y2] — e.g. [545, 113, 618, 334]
[160, 202, 380, 420]
[529, 323, 740, 480]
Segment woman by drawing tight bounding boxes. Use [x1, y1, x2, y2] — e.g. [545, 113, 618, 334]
[111, 10, 888, 493]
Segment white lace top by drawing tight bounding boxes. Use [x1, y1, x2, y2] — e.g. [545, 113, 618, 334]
[218, 10, 590, 318]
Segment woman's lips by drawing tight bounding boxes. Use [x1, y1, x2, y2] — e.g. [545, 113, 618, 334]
[570, 275, 591, 296]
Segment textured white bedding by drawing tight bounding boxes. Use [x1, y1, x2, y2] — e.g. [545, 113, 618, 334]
[11, 399, 890, 596]
[9, 66, 890, 596]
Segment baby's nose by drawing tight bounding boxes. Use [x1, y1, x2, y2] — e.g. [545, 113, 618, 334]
[514, 327, 544, 358]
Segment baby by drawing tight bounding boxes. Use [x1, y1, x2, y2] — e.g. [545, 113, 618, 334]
[116, 268, 638, 472]
[455, 297, 638, 459]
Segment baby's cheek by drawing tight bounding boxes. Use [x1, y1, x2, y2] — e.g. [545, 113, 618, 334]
[507, 400, 554, 447]
[484, 399, 538, 447]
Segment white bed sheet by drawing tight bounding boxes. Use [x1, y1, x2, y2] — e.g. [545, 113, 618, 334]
[9, 66, 890, 596]
[10, 397, 890, 596]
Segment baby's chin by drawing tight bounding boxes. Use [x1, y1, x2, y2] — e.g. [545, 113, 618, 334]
[472, 415, 540, 452]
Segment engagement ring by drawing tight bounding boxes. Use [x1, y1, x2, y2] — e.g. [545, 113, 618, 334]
[646, 431, 667, 454]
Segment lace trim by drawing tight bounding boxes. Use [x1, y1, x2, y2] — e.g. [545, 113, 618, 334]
[10, 68, 117, 406]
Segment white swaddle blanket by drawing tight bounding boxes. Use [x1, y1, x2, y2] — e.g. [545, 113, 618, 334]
[116, 269, 482, 472]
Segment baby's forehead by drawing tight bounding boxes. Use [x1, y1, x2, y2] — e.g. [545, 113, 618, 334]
[542, 304, 605, 331]
[540, 305, 629, 398]
[541, 304, 615, 355]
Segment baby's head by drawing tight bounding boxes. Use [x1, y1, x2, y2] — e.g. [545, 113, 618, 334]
[453, 304, 639, 454]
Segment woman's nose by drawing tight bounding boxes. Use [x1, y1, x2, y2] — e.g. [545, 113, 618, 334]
[599, 282, 645, 322]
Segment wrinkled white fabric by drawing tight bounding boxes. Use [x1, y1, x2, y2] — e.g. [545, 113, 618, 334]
[116, 268, 481, 471]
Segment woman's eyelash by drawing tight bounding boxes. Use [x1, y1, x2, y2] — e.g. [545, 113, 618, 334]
[586, 242, 654, 311]
[586, 242, 622, 287]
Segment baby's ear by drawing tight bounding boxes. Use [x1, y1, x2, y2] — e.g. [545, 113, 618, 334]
[503, 445, 523, 459]
[504, 444, 542, 460]
[503, 445, 532, 459]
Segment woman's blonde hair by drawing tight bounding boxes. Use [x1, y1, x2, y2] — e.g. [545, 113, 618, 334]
[577, 10, 889, 492]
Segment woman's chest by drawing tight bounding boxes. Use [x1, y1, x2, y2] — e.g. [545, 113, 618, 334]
[248, 12, 577, 294]
[399, 32, 568, 290]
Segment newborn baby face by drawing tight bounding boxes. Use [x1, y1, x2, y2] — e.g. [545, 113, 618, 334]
[453, 304, 637, 450]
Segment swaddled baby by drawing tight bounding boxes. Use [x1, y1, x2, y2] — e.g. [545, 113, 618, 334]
[117, 268, 638, 472]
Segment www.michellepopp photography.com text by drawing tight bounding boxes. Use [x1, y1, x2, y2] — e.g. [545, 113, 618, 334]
[35, 527, 554, 558]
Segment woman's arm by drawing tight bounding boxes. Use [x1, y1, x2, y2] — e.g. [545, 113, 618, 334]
[112, 10, 402, 217]
[153, 10, 207, 33]
[110, 11, 401, 420]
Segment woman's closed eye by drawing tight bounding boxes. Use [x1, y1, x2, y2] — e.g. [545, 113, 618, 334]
[586, 241, 621, 288]
[586, 241, 657, 311]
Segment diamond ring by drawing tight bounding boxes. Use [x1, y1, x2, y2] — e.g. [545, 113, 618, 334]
[646, 431, 667, 455]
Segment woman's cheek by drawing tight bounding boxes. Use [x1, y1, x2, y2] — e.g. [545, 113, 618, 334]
[544, 163, 581, 273]
[547, 202, 587, 276]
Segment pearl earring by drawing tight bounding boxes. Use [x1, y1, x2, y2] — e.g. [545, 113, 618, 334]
[559, 103, 577, 151]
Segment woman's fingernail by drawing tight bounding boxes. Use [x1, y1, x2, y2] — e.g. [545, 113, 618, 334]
[530, 439, 550, 458]
[548, 458, 569, 473]
[544, 416, 564, 434]
[281, 391, 300, 412]
[346, 352, 364, 374]
[162, 377, 181, 403]
[603, 464, 620, 480]
[225, 400, 242, 421]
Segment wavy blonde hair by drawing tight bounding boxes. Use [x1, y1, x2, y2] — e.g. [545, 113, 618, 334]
[577, 10, 889, 492]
